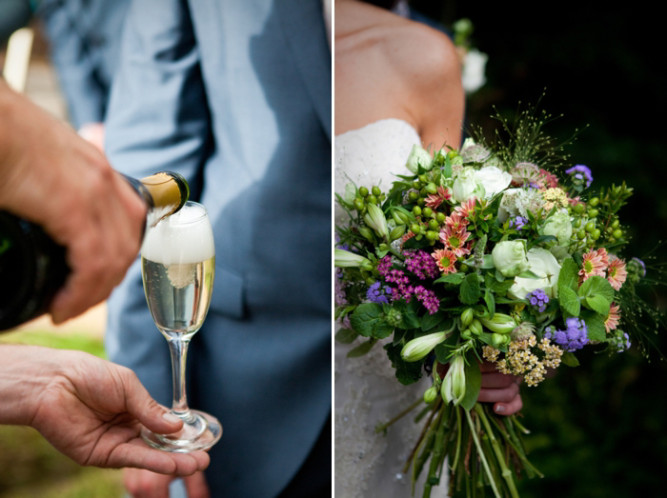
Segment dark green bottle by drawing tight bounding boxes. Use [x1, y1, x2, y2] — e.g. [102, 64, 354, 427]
[0, 171, 189, 331]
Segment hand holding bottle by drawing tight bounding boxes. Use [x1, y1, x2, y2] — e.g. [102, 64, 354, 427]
[0, 80, 146, 323]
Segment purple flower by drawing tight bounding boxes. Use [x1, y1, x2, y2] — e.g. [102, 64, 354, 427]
[565, 164, 593, 188]
[527, 288, 549, 313]
[377, 255, 393, 276]
[510, 216, 529, 231]
[548, 317, 589, 352]
[404, 250, 440, 280]
[413, 285, 440, 315]
[366, 281, 390, 304]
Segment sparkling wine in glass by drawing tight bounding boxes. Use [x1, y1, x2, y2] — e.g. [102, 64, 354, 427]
[140, 201, 221, 451]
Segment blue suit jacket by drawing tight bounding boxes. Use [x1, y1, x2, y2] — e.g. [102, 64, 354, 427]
[38, 0, 131, 128]
[104, 1, 331, 496]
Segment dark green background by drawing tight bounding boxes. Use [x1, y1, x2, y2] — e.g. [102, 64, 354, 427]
[409, 2, 667, 496]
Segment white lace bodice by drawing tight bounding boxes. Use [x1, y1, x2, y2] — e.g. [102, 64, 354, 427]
[334, 119, 448, 498]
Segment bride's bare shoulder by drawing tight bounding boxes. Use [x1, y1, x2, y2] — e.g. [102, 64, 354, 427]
[336, 3, 460, 84]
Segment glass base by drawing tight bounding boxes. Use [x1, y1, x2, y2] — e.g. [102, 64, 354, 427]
[141, 409, 222, 452]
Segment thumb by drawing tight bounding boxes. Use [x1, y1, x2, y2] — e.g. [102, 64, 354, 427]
[122, 371, 183, 434]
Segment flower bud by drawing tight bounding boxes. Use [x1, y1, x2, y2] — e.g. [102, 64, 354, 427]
[401, 331, 447, 362]
[491, 333, 511, 348]
[334, 249, 371, 268]
[364, 203, 389, 240]
[406, 144, 433, 173]
[441, 355, 466, 406]
[460, 307, 474, 328]
[423, 386, 438, 403]
[469, 319, 483, 336]
[479, 313, 517, 334]
[358, 226, 375, 243]
[391, 210, 410, 226]
[389, 225, 406, 241]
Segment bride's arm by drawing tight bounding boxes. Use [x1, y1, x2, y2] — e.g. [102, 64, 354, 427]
[407, 25, 466, 151]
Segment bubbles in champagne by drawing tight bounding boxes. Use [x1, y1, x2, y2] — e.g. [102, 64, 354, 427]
[141, 202, 215, 290]
[141, 203, 215, 265]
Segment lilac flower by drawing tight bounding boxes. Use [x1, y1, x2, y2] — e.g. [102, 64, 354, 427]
[527, 288, 549, 313]
[377, 255, 393, 276]
[404, 249, 440, 280]
[565, 164, 593, 188]
[413, 285, 440, 315]
[545, 317, 588, 352]
[366, 281, 390, 304]
[510, 216, 529, 231]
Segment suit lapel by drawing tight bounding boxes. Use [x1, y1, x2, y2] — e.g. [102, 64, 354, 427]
[276, 0, 332, 139]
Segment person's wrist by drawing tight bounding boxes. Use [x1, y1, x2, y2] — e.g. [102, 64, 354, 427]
[0, 345, 61, 426]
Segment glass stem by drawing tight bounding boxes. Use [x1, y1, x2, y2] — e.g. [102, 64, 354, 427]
[168, 336, 192, 420]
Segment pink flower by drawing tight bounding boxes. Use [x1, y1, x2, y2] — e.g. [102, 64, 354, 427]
[425, 186, 451, 209]
[579, 248, 609, 281]
[432, 248, 457, 275]
[455, 198, 477, 219]
[605, 303, 621, 333]
[439, 225, 471, 257]
[607, 256, 628, 291]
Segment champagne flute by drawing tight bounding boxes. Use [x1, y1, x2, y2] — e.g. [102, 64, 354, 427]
[140, 201, 221, 451]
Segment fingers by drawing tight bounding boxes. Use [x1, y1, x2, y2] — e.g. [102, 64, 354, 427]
[116, 369, 184, 436]
[492, 394, 523, 416]
[111, 439, 210, 476]
[183, 471, 211, 498]
[124, 468, 173, 498]
[49, 165, 145, 324]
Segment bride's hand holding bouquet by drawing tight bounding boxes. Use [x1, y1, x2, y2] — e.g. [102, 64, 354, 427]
[335, 106, 662, 497]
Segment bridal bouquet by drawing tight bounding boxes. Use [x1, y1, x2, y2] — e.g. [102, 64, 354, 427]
[335, 107, 662, 497]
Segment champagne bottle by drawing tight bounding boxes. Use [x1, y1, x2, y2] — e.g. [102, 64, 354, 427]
[0, 171, 189, 331]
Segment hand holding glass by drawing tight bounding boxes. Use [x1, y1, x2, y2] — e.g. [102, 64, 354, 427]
[140, 201, 221, 452]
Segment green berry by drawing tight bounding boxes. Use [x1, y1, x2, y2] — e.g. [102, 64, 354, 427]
[358, 186, 369, 198]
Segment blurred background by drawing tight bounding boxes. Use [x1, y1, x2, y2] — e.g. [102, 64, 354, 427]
[1, 7, 122, 497]
[409, 1, 667, 497]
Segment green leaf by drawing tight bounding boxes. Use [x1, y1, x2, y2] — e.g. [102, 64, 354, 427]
[349, 303, 394, 339]
[484, 288, 496, 317]
[561, 352, 580, 367]
[347, 339, 376, 358]
[558, 258, 579, 292]
[460, 358, 482, 411]
[579, 276, 614, 316]
[585, 294, 611, 317]
[335, 328, 358, 344]
[435, 272, 466, 285]
[459, 273, 482, 305]
[559, 285, 581, 317]
[384, 341, 424, 385]
[421, 312, 448, 332]
[582, 312, 607, 342]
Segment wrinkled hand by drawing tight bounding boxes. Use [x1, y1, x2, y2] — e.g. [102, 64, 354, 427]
[123, 469, 210, 498]
[0, 82, 146, 324]
[1, 345, 209, 475]
[477, 361, 523, 416]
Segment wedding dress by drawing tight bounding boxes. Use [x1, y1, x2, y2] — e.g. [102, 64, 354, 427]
[334, 119, 448, 498]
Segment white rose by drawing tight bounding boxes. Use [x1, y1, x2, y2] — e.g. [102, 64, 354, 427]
[474, 166, 512, 199]
[540, 209, 573, 245]
[498, 188, 545, 222]
[492, 239, 529, 277]
[405, 144, 433, 173]
[509, 247, 561, 299]
[452, 166, 485, 203]
[461, 49, 488, 93]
